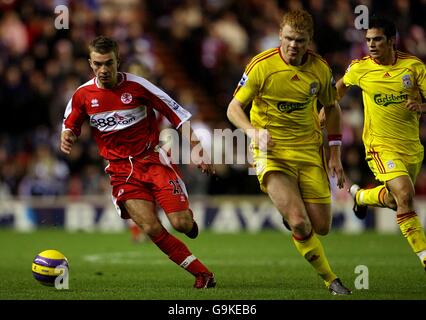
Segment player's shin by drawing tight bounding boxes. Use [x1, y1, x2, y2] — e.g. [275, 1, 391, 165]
[150, 228, 211, 276]
[396, 211, 426, 268]
[292, 231, 337, 286]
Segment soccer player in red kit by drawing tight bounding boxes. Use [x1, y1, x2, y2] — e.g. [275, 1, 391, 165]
[60, 36, 216, 289]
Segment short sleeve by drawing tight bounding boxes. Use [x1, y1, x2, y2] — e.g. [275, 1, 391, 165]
[342, 61, 359, 87]
[233, 61, 261, 109]
[318, 66, 337, 106]
[414, 60, 426, 100]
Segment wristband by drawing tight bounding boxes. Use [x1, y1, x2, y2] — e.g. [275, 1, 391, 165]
[329, 140, 342, 146]
[328, 134, 342, 147]
[328, 134, 342, 141]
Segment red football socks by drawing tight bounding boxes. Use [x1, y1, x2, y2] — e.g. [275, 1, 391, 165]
[150, 228, 210, 276]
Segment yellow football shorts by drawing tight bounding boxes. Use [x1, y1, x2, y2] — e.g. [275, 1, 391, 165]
[366, 148, 424, 184]
[252, 145, 331, 204]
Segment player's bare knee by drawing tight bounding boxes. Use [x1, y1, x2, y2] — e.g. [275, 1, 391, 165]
[383, 190, 397, 210]
[394, 189, 414, 209]
[314, 224, 330, 236]
[290, 219, 311, 237]
[386, 197, 397, 210]
[170, 215, 192, 233]
[143, 222, 164, 237]
[310, 216, 331, 235]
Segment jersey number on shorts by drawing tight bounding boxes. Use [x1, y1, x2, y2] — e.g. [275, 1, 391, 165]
[169, 179, 184, 195]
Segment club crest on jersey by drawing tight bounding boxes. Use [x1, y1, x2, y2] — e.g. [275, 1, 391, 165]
[91, 99, 99, 107]
[309, 82, 319, 95]
[386, 160, 395, 170]
[121, 93, 132, 104]
[402, 74, 412, 89]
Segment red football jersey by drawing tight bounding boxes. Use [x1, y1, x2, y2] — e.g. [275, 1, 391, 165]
[63, 72, 191, 160]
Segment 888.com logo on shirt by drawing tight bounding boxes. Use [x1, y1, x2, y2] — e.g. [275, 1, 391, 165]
[90, 106, 147, 132]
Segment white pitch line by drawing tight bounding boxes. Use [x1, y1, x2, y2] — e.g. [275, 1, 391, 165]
[82, 251, 302, 266]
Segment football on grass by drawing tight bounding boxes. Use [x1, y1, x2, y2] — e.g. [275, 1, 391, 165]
[32, 249, 69, 286]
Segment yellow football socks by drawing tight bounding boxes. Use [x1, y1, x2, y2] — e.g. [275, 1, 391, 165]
[356, 185, 387, 207]
[396, 211, 426, 268]
[292, 232, 337, 286]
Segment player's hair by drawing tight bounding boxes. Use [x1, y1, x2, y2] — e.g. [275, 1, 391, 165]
[368, 15, 397, 39]
[88, 36, 119, 58]
[280, 9, 314, 39]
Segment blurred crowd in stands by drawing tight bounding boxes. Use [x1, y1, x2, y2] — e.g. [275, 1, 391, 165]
[0, 0, 425, 201]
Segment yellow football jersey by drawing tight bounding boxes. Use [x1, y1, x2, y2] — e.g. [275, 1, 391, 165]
[343, 51, 425, 157]
[234, 48, 336, 148]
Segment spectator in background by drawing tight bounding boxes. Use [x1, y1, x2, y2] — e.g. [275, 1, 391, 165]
[19, 142, 69, 196]
[0, 11, 29, 55]
[0, 0, 425, 199]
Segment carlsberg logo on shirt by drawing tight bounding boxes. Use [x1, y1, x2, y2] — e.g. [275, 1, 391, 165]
[374, 93, 408, 106]
[277, 101, 308, 113]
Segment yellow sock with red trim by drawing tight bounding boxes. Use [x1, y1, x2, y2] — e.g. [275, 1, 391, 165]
[292, 231, 337, 286]
[396, 211, 426, 269]
[356, 185, 387, 207]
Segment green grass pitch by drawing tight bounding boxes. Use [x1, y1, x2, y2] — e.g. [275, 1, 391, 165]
[0, 229, 425, 300]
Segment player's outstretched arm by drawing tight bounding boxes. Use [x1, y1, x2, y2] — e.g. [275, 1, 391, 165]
[60, 129, 77, 155]
[323, 102, 345, 189]
[227, 98, 255, 133]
